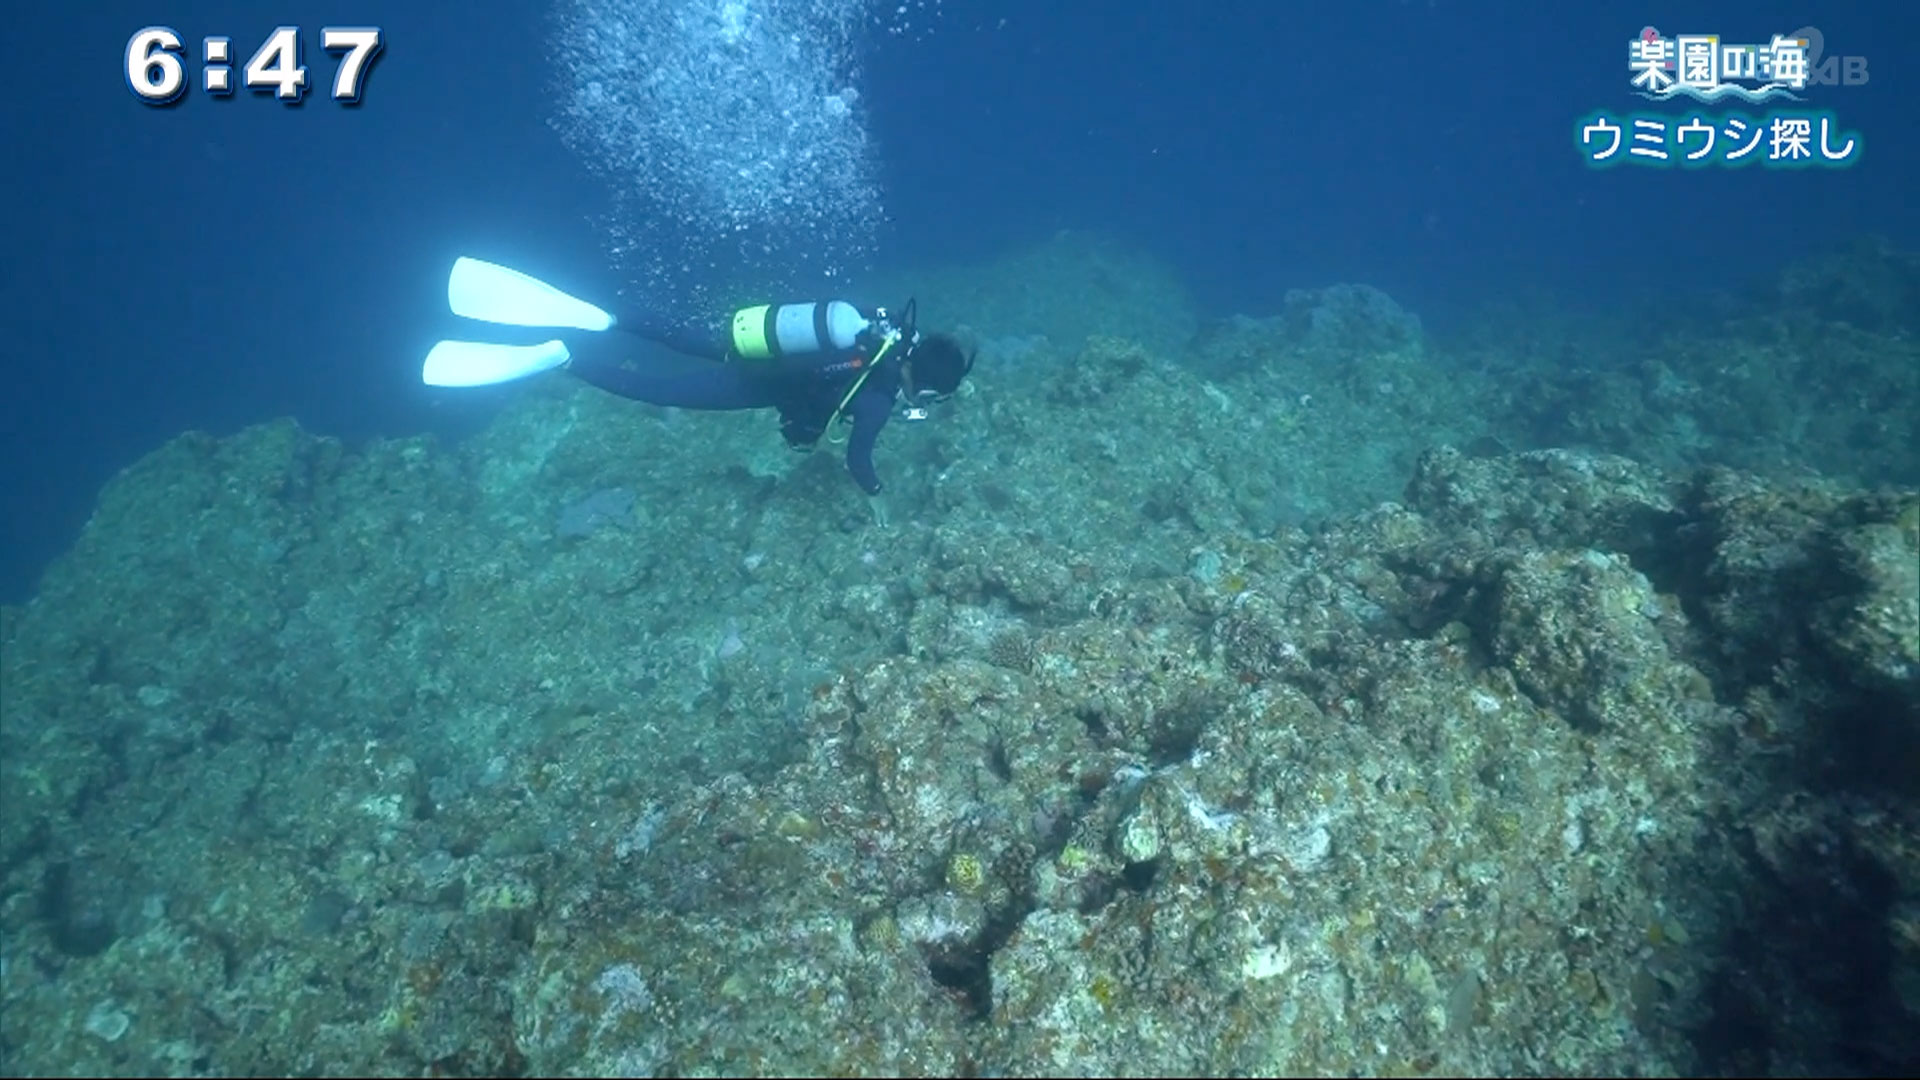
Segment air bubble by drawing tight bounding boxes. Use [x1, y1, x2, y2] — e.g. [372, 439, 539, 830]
[550, 0, 904, 302]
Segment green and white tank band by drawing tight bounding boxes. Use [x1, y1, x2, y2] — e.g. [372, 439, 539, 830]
[730, 301, 871, 360]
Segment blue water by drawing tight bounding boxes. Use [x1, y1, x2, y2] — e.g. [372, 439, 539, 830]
[4, 1, 1913, 600]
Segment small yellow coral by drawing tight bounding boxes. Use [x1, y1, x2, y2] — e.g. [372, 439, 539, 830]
[947, 852, 984, 893]
[1058, 844, 1092, 875]
[1089, 973, 1118, 1011]
[776, 810, 820, 840]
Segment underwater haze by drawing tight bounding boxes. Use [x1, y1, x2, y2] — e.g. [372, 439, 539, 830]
[3, 1, 1918, 1076]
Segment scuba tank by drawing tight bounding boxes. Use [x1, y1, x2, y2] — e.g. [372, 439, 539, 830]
[729, 301, 871, 360]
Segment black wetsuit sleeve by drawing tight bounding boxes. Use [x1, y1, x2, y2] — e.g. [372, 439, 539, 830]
[844, 384, 893, 495]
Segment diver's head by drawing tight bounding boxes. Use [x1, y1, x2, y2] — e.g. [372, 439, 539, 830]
[901, 332, 975, 410]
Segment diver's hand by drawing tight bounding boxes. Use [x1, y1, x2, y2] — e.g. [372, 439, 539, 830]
[867, 489, 892, 529]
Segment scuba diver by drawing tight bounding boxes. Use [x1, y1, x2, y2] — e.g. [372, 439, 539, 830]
[421, 257, 975, 495]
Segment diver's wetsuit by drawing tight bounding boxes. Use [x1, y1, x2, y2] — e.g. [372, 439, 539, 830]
[565, 307, 903, 495]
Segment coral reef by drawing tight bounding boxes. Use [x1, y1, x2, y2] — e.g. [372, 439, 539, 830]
[2, 238, 1915, 1077]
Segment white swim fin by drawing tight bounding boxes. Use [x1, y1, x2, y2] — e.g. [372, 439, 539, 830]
[447, 257, 615, 331]
[422, 338, 572, 387]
